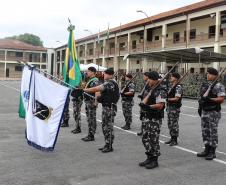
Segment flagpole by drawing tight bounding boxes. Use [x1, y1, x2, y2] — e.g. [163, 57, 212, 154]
[17, 60, 95, 99]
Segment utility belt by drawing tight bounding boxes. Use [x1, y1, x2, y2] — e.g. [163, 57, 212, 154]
[121, 96, 133, 102]
[202, 104, 221, 112]
[167, 102, 182, 109]
[142, 109, 164, 120]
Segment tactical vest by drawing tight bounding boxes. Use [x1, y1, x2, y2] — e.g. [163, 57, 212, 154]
[200, 82, 221, 111]
[168, 85, 182, 108]
[121, 82, 134, 101]
[144, 86, 165, 119]
[84, 77, 98, 101]
[97, 79, 120, 107]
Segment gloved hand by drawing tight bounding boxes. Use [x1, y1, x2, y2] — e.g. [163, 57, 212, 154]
[139, 103, 153, 111]
[71, 88, 84, 98]
[137, 94, 143, 99]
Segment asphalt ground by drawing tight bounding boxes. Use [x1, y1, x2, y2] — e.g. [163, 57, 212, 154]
[0, 81, 226, 185]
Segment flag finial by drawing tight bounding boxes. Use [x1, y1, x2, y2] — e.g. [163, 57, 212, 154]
[67, 18, 75, 31]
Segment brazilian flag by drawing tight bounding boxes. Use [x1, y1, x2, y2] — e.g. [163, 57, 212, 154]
[63, 25, 81, 87]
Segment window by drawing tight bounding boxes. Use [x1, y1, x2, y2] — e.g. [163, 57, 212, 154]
[15, 65, 23, 71]
[209, 26, 215, 38]
[57, 51, 60, 61]
[109, 42, 115, 49]
[100, 46, 103, 54]
[147, 29, 153, 41]
[190, 68, 194, 73]
[200, 68, 205, 74]
[136, 60, 140, 64]
[136, 69, 139, 72]
[209, 26, 223, 38]
[15, 52, 23, 57]
[154, 36, 159, 41]
[79, 50, 83, 57]
[132, 40, 136, 49]
[89, 48, 93, 55]
[61, 50, 65, 61]
[119, 42, 126, 50]
[190, 29, 196, 40]
[42, 53, 47, 60]
[173, 32, 180, 43]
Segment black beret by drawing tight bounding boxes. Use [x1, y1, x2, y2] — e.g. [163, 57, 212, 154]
[148, 71, 159, 80]
[171, 72, 181, 79]
[104, 68, 114, 75]
[207, 67, 218, 76]
[88, 67, 97, 73]
[143, 72, 150, 77]
[125, 73, 133, 79]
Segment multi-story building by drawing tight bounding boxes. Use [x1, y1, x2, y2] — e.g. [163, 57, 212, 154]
[0, 39, 50, 78]
[55, 0, 226, 75]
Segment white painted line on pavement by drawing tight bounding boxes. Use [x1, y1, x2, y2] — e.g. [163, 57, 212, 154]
[70, 109, 226, 166]
[0, 82, 20, 92]
[180, 113, 199, 118]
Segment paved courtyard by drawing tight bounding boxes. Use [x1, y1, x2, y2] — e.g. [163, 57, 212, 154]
[0, 81, 226, 185]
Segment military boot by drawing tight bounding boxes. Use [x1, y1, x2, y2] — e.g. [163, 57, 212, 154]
[71, 127, 81, 134]
[164, 138, 172, 145]
[121, 122, 131, 130]
[169, 136, 178, 146]
[61, 120, 69, 127]
[101, 144, 113, 153]
[139, 155, 152, 167]
[81, 134, 95, 142]
[205, 146, 216, 160]
[197, 145, 209, 157]
[98, 144, 107, 151]
[145, 156, 159, 169]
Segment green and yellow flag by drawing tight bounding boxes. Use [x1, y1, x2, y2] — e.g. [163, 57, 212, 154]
[62, 25, 81, 87]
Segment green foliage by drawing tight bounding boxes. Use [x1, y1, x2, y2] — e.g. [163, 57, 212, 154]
[5, 33, 43, 46]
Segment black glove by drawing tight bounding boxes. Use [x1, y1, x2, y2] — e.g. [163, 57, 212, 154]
[71, 88, 83, 98]
[139, 103, 153, 111]
[137, 94, 143, 99]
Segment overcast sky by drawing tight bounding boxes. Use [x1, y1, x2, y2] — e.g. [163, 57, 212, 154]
[0, 0, 203, 48]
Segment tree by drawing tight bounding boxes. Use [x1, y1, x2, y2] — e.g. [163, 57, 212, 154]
[5, 33, 44, 47]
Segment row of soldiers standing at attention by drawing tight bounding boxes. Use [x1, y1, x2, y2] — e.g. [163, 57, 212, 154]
[60, 66, 225, 170]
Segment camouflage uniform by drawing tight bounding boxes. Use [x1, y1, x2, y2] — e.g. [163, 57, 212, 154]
[138, 84, 150, 135]
[142, 85, 166, 157]
[84, 77, 99, 137]
[167, 84, 183, 138]
[72, 96, 83, 129]
[121, 81, 135, 129]
[200, 82, 225, 148]
[99, 79, 119, 150]
[61, 96, 70, 126]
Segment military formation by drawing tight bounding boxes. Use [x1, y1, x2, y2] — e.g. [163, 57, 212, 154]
[60, 66, 225, 170]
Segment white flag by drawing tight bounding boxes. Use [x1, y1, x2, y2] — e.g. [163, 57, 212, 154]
[26, 69, 69, 151]
[19, 66, 33, 118]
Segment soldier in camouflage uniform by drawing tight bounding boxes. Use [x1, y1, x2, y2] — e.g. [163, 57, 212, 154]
[139, 71, 166, 169]
[197, 67, 225, 160]
[120, 74, 135, 130]
[61, 97, 70, 127]
[137, 72, 150, 136]
[165, 72, 183, 146]
[71, 88, 83, 134]
[81, 67, 100, 142]
[82, 68, 120, 153]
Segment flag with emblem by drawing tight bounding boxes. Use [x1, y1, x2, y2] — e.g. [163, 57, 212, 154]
[63, 24, 81, 87]
[26, 68, 69, 151]
[18, 66, 33, 118]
